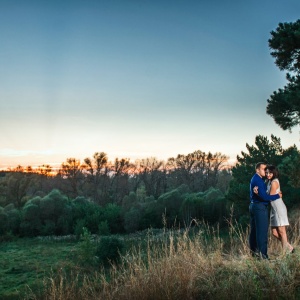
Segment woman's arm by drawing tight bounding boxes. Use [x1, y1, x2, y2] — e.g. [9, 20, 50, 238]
[253, 179, 280, 201]
[269, 180, 279, 195]
[253, 180, 282, 200]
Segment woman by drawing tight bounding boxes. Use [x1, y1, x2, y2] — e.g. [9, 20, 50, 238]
[260, 165, 293, 253]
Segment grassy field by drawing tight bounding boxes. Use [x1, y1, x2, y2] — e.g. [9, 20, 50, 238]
[0, 237, 78, 299]
[0, 231, 155, 299]
[27, 223, 300, 300]
[2, 214, 300, 300]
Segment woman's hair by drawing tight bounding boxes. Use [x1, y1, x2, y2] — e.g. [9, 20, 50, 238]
[265, 165, 279, 179]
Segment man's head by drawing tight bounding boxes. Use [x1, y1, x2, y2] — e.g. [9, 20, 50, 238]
[255, 162, 267, 178]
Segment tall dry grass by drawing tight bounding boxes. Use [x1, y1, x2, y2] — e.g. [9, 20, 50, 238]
[26, 212, 300, 300]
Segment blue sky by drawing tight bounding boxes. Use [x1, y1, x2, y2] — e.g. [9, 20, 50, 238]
[1, 0, 300, 168]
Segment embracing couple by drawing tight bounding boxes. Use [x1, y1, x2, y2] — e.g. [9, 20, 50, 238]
[249, 162, 293, 259]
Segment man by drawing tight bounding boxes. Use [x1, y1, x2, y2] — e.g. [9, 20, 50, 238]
[249, 162, 282, 259]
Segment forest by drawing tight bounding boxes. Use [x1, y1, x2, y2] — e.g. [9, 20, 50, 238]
[0, 150, 231, 237]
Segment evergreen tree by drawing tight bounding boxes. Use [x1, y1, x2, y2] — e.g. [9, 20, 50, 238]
[227, 135, 285, 218]
[267, 20, 300, 130]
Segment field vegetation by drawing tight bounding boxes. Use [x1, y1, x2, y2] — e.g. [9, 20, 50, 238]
[2, 211, 300, 299]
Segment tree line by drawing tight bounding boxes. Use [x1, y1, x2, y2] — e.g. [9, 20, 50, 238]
[0, 150, 230, 207]
[0, 150, 231, 237]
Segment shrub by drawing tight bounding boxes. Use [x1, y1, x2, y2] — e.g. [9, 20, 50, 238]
[20, 204, 41, 236]
[0, 212, 8, 234]
[74, 219, 86, 239]
[102, 203, 123, 234]
[72, 197, 104, 234]
[98, 220, 110, 235]
[77, 227, 96, 267]
[41, 220, 56, 236]
[40, 189, 68, 223]
[0, 231, 15, 242]
[124, 207, 142, 233]
[6, 209, 21, 235]
[4, 203, 15, 212]
[95, 236, 125, 266]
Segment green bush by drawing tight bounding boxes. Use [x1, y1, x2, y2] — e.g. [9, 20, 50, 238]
[0, 231, 15, 242]
[139, 200, 163, 229]
[57, 215, 72, 235]
[0, 212, 8, 234]
[95, 236, 125, 266]
[102, 203, 123, 234]
[157, 186, 187, 225]
[20, 204, 41, 236]
[41, 220, 56, 235]
[6, 209, 21, 235]
[77, 227, 96, 267]
[4, 203, 15, 212]
[40, 189, 68, 223]
[24, 196, 42, 207]
[74, 219, 86, 239]
[98, 220, 110, 235]
[72, 197, 104, 234]
[124, 207, 142, 233]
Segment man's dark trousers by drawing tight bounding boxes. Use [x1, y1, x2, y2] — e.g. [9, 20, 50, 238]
[249, 202, 269, 259]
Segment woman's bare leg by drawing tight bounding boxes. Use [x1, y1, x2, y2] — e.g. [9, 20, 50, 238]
[277, 226, 293, 252]
[271, 227, 280, 240]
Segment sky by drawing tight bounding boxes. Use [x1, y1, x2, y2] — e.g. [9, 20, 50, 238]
[1, 0, 300, 169]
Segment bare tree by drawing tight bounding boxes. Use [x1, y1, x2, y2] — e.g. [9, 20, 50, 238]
[83, 152, 109, 204]
[167, 150, 228, 192]
[58, 158, 83, 198]
[5, 171, 33, 208]
[110, 158, 133, 203]
[138, 157, 166, 198]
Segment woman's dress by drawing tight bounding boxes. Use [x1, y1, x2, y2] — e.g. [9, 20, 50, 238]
[268, 178, 289, 226]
